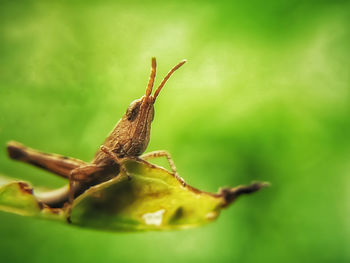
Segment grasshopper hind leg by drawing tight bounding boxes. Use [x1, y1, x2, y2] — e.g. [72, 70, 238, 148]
[6, 141, 87, 179]
[6, 141, 93, 211]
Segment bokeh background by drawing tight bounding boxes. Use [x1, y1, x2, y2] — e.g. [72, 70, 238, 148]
[1, 0, 349, 262]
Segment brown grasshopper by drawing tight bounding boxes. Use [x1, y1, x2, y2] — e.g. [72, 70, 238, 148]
[6, 57, 186, 210]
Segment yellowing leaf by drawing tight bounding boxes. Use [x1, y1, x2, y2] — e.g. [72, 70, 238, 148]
[0, 160, 268, 231]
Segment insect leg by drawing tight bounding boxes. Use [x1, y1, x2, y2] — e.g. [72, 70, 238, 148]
[140, 150, 185, 186]
[7, 141, 87, 179]
[99, 146, 131, 179]
[141, 150, 178, 175]
[66, 164, 103, 222]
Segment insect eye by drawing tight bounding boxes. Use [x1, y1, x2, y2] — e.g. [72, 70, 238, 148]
[126, 101, 141, 121]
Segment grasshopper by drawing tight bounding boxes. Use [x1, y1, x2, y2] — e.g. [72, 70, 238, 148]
[7, 57, 186, 210]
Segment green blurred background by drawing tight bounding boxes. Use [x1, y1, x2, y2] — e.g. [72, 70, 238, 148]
[1, 0, 349, 262]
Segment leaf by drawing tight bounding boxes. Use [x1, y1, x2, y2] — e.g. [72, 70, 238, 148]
[0, 179, 65, 221]
[0, 161, 268, 231]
